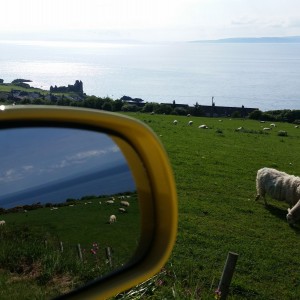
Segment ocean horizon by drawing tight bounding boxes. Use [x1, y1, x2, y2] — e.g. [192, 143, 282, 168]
[1, 40, 300, 111]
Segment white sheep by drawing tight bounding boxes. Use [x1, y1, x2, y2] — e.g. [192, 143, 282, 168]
[109, 215, 117, 223]
[119, 207, 127, 213]
[188, 121, 193, 126]
[0, 220, 6, 226]
[173, 120, 178, 125]
[263, 127, 271, 131]
[120, 201, 130, 207]
[287, 200, 300, 225]
[198, 124, 208, 129]
[270, 123, 276, 127]
[106, 200, 114, 204]
[255, 167, 300, 207]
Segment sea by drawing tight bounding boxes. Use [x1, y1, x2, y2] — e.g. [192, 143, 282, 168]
[1, 40, 300, 111]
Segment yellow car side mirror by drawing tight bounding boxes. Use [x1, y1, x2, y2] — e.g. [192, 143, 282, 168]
[0, 105, 177, 299]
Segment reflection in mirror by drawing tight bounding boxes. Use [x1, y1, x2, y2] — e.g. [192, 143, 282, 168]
[0, 127, 139, 298]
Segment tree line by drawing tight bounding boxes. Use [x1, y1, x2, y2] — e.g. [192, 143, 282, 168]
[1, 92, 300, 123]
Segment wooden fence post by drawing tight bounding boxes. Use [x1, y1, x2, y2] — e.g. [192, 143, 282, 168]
[77, 243, 83, 261]
[217, 251, 239, 300]
[105, 247, 113, 267]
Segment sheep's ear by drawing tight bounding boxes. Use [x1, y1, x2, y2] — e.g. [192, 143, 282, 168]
[288, 208, 291, 213]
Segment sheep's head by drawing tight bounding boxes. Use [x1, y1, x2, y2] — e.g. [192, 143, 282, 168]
[287, 208, 297, 225]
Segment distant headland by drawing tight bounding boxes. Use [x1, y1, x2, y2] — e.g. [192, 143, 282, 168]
[191, 36, 300, 43]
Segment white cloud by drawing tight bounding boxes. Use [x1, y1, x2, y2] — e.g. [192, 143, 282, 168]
[53, 146, 120, 169]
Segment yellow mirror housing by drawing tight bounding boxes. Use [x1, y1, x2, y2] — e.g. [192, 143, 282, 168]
[0, 105, 178, 299]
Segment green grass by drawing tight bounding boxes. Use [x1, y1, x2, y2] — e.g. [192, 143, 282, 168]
[0, 83, 45, 93]
[2, 112, 300, 299]
[0, 194, 140, 298]
[120, 113, 300, 299]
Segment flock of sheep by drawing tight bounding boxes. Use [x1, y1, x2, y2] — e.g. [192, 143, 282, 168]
[0, 195, 132, 228]
[1, 169, 300, 227]
[105, 196, 131, 224]
[172, 116, 300, 226]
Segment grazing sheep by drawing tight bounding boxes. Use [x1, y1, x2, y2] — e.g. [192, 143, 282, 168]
[106, 200, 114, 204]
[173, 120, 178, 125]
[286, 200, 300, 225]
[278, 130, 288, 136]
[120, 201, 130, 207]
[109, 215, 117, 223]
[188, 121, 193, 126]
[198, 124, 208, 129]
[0, 220, 6, 226]
[119, 207, 127, 213]
[255, 167, 300, 207]
[236, 126, 244, 131]
[263, 127, 271, 131]
[270, 123, 276, 127]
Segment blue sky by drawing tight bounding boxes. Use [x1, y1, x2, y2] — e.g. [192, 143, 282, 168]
[1, 0, 300, 42]
[0, 127, 125, 196]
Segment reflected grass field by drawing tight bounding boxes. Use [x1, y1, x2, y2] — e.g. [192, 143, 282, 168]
[0, 194, 140, 299]
[125, 113, 300, 299]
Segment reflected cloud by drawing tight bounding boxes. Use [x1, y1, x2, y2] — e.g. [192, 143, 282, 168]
[0, 165, 35, 183]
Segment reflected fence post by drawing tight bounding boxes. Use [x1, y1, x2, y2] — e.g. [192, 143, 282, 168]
[77, 244, 83, 261]
[106, 247, 113, 268]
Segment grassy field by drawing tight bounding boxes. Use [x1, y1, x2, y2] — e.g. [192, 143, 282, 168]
[0, 194, 140, 299]
[0, 83, 45, 93]
[1, 111, 300, 299]
[120, 113, 300, 299]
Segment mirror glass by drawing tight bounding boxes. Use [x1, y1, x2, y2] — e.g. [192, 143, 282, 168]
[0, 127, 140, 298]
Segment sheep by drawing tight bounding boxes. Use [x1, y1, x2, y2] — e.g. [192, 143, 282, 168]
[198, 124, 208, 129]
[286, 200, 300, 225]
[188, 120, 193, 126]
[106, 200, 114, 204]
[263, 127, 271, 131]
[173, 120, 178, 125]
[109, 215, 116, 223]
[119, 207, 127, 213]
[120, 201, 130, 207]
[270, 123, 276, 127]
[0, 220, 6, 226]
[255, 167, 300, 207]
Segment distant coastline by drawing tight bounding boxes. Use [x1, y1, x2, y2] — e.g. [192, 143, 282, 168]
[191, 36, 300, 43]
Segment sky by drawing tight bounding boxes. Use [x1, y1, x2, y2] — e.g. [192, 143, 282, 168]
[1, 0, 300, 42]
[0, 127, 125, 196]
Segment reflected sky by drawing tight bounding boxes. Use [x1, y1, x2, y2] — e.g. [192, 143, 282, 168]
[0, 127, 131, 199]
